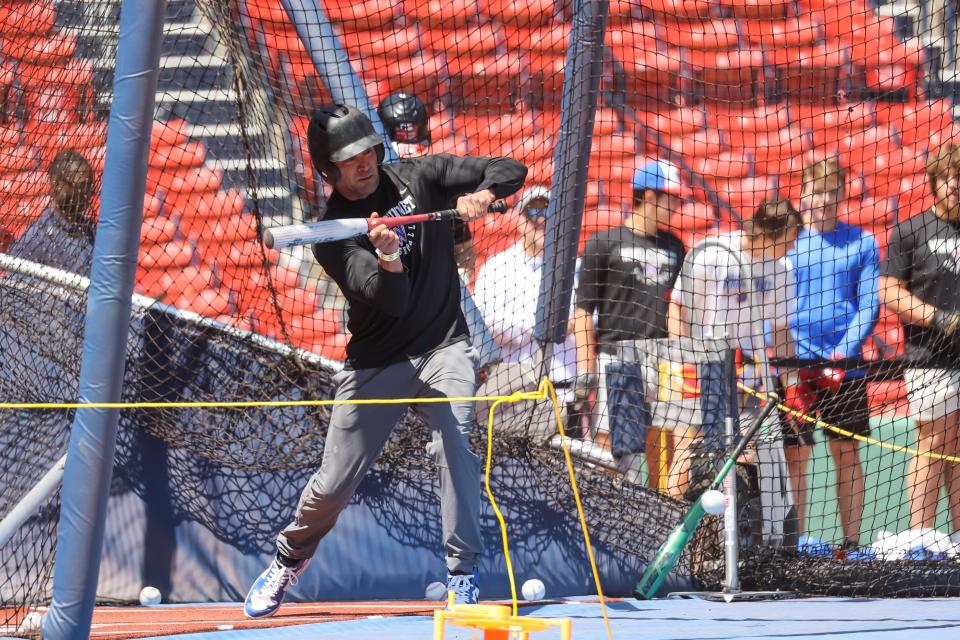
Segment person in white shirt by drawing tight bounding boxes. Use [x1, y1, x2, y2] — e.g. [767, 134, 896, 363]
[473, 186, 578, 437]
[668, 199, 800, 501]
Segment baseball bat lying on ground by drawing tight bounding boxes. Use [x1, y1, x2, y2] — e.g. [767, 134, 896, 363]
[263, 201, 507, 249]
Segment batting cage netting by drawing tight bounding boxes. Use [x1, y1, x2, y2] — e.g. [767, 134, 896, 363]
[3, 0, 960, 633]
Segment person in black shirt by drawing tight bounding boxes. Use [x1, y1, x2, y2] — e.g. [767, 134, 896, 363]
[244, 105, 526, 618]
[880, 142, 960, 541]
[573, 159, 687, 489]
[6, 149, 97, 275]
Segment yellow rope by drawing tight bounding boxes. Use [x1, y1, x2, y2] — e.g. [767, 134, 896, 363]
[0, 391, 544, 411]
[735, 381, 960, 464]
[6, 380, 612, 632]
[543, 378, 614, 640]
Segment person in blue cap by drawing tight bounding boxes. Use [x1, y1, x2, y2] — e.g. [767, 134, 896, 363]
[573, 159, 687, 488]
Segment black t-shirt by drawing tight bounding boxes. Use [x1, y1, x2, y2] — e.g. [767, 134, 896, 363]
[313, 154, 527, 369]
[575, 226, 686, 352]
[881, 209, 960, 363]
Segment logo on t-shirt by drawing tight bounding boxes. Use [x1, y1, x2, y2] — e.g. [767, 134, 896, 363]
[927, 236, 960, 274]
[722, 274, 749, 302]
[384, 193, 417, 255]
[618, 245, 679, 285]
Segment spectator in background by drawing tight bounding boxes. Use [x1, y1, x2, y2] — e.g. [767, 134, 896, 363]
[377, 92, 431, 159]
[880, 143, 960, 545]
[377, 91, 497, 369]
[573, 160, 687, 488]
[7, 149, 97, 274]
[668, 200, 800, 501]
[790, 158, 879, 553]
[473, 186, 577, 437]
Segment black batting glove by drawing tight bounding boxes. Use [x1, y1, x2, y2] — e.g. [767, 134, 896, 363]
[933, 309, 960, 341]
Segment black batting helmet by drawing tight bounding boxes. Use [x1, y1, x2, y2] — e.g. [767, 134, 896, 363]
[307, 104, 385, 182]
[377, 92, 431, 146]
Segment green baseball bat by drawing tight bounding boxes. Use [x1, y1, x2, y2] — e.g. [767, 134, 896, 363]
[634, 392, 779, 599]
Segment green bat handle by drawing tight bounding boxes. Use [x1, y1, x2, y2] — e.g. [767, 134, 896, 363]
[634, 392, 779, 599]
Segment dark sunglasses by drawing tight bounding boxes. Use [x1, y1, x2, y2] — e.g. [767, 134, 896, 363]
[524, 206, 549, 219]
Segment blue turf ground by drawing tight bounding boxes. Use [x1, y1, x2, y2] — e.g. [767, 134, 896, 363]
[141, 597, 960, 640]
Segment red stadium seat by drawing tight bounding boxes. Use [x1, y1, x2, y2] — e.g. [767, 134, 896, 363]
[839, 196, 894, 227]
[766, 45, 847, 104]
[0, 170, 48, 198]
[713, 176, 777, 219]
[638, 0, 713, 18]
[686, 50, 764, 105]
[670, 200, 716, 233]
[619, 49, 683, 110]
[140, 216, 177, 245]
[1, 33, 75, 64]
[743, 17, 819, 47]
[895, 102, 956, 147]
[422, 23, 504, 59]
[175, 287, 233, 318]
[504, 24, 569, 55]
[0, 2, 56, 37]
[150, 141, 207, 170]
[709, 104, 789, 134]
[405, 0, 480, 28]
[606, 20, 659, 62]
[447, 53, 522, 113]
[364, 53, 448, 106]
[168, 188, 246, 223]
[151, 120, 190, 151]
[340, 27, 422, 62]
[138, 240, 193, 270]
[324, 0, 398, 29]
[691, 151, 751, 180]
[716, 0, 791, 19]
[669, 129, 725, 159]
[148, 165, 223, 195]
[0, 146, 38, 173]
[456, 111, 536, 143]
[430, 135, 471, 155]
[658, 19, 740, 50]
[637, 106, 706, 139]
[479, 0, 558, 26]
[733, 125, 810, 166]
[525, 53, 566, 106]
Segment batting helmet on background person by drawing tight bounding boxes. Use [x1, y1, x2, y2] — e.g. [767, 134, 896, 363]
[377, 92, 431, 147]
[307, 104, 385, 182]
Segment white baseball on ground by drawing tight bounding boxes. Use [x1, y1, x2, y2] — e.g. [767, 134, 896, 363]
[701, 489, 727, 516]
[424, 581, 448, 601]
[521, 578, 545, 601]
[139, 585, 162, 606]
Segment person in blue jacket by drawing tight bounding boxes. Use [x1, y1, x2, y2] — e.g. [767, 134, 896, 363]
[788, 158, 879, 553]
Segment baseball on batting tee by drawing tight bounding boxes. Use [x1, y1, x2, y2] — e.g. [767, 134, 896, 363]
[139, 585, 162, 606]
[425, 581, 448, 601]
[18, 611, 42, 634]
[701, 489, 727, 515]
[521, 578, 546, 601]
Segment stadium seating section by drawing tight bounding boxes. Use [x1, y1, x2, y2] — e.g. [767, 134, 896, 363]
[2, 0, 944, 409]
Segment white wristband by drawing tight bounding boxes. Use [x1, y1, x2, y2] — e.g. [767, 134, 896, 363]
[376, 248, 400, 263]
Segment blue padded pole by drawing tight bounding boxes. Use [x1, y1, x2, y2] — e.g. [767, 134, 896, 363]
[42, 1, 167, 638]
[280, 0, 399, 163]
[535, 0, 609, 344]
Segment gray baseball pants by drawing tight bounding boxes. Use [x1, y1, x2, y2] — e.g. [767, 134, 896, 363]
[276, 339, 482, 573]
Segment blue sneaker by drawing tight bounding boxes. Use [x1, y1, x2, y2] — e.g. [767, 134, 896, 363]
[797, 535, 833, 557]
[243, 556, 310, 618]
[446, 571, 479, 605]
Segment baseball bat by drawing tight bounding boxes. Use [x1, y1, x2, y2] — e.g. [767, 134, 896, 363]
[634, 391, 780, 600]
[263, 201, 507, 249]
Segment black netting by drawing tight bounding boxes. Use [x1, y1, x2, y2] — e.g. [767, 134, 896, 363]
[6, 2, 960, 633]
